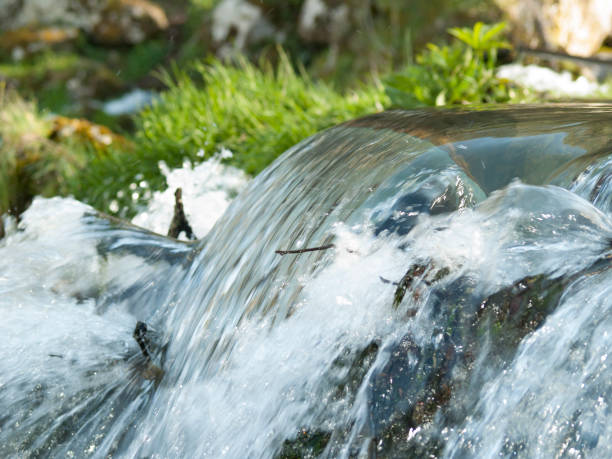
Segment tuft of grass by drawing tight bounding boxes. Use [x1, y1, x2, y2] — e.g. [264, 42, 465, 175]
[0, 85, 82, 216]
[139, 53, 387, 175]
[74, 52, 387, 216]
[0, 85, 126, 217]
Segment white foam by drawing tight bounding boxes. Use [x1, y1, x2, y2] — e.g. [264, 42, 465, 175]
[131, 151, 249, 239]
[497, 64, 606, 97]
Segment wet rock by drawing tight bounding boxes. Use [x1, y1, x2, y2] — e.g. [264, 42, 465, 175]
[91, 0, 169, 45]
[278, 429, 331, 459]
[495, 0, 612, 57]
[0, 0, 169, 47]
[133, 321, 165, 383]
[278, 341, 379, 458]
[367, 332, 455, 456]
[365, 270, 572, 456]
[211, 0, 276, 57]
[474, 274, 568, 361]
[393, 263, 450, 309]
[298, 0, 350, 45]
[49, 116, 130, 149]
[0, 27, 79, 57]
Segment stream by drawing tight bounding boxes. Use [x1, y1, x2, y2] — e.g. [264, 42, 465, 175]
[1, 105, 611, 458]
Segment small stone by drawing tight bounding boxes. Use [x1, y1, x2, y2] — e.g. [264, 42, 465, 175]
[142, 362, 164, 382]
[48, 116, 130, 149]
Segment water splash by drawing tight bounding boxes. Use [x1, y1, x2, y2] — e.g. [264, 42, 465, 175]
[2, 106, 612, 458]
[131, 151, 249, 238]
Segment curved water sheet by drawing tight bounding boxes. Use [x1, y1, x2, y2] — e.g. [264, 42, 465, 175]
[1, 104, 612, 458]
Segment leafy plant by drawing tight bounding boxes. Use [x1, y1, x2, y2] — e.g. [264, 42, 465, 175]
[384, 22, 514, 107]
[448, 21, 510, 54]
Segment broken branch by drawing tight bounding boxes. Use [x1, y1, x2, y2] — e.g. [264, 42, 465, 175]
[275, 244, 335, 256]
[168, 187, 196, 240]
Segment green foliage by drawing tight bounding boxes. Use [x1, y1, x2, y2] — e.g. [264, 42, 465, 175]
[0, 86, 97, 216]
[0, 52, 80, 80]
[0, 50, 123, 115]
[299, 0, 500, 88]
[448, 21, 510, 54]
[189, 0, 218, 10]
[384, 22, 514, 108]
[73, 52, 387, 216]
[121, 40, 171, 82]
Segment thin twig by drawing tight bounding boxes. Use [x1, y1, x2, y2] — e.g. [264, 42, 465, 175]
[275, 244, 335, 256]
[168, 188, 196, 240]
[379, 276, 399, 286]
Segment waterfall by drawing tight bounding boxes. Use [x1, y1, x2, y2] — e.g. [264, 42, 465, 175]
[1, 105, 611, 458]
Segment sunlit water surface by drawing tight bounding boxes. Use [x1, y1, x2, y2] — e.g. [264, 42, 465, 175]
[1, 106, 612, 458]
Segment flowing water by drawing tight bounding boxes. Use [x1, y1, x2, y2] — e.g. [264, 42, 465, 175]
[1, 105, 612, 458]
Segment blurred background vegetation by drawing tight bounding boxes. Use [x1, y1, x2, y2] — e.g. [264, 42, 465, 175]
[1, 0, 612, 221]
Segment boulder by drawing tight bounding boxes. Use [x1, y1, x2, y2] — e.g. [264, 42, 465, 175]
[298, 0, 350, 45]
[0, 0, 169, 46]
[0, 27, 79, 57]
[495, 0, 612, 56]
[211, 0, 276, 57]
[91, 0, 169, 45]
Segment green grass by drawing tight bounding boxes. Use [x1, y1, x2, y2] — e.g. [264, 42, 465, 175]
[0, 85, 95, 216]
[72, 52, 388, 217]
